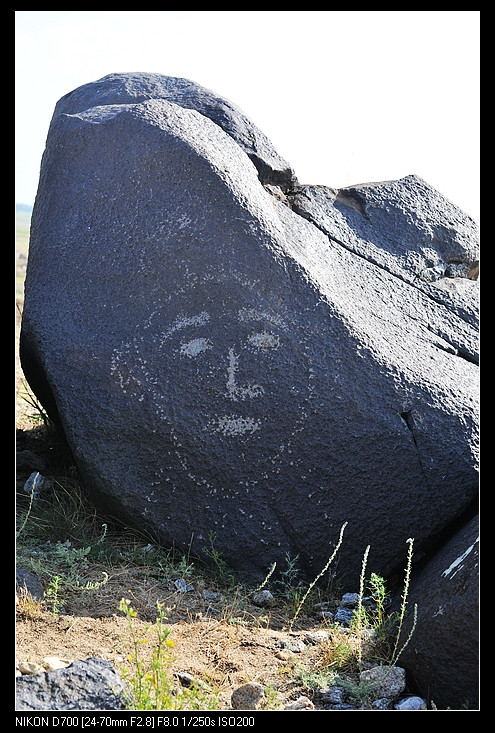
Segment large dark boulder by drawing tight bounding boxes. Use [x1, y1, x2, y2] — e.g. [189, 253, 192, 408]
[20, 73, 479, 586]
[395, 516, 479, 710]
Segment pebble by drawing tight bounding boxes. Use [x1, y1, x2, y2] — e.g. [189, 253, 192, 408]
[394, 696, 428, 710]
[23, 471, 51, 499]
[201, 589, 222, 603]
[17, 661, 44, 675]
[283, 696, 315, 710]
[275, 638, 306, 653]
[43, 656, 72, 671]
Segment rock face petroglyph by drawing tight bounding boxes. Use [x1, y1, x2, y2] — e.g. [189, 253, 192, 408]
[19, 72, 479, 709]
[21, 73, 478, 592]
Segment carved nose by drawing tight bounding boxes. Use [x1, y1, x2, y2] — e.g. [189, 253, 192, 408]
[225, 348, 264, 400]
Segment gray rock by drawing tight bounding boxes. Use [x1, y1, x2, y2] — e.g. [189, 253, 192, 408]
[231, 682, 265, 710]
[51, 72, 297, 192]
[21, 74, 478, 591]
[15, 657, 127, 710]
[201, 589, 222, 603]
[395, 516, 479, 710]
[339, 592, 360, 607]
[317, 686, 346, 705]
[16, 568, 44, 602]
[291, 178, 479, 343]
[23, 471, 50, 499]
[334, 607, 355, 627]
[275, 638, 306, 653]
[372, 698, 392, 710]
[304, 630, 329, 645]
[251, 590, 275, 607]
[174, 578, 194, 593]
[359, 665, 406, 700]
[394, 696, 428, 710]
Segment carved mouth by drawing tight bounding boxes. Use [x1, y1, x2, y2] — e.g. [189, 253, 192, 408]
[213, 415, 262, 437]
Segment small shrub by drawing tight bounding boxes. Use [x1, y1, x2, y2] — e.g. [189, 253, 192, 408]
[45, 575, 65, 616]
[118, 599, 219, 710]
[309, 538, 419, 703]
[390, 538, 417, 666]
[289, 521, 348, 632]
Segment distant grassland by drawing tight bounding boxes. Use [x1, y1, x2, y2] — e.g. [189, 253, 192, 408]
[16, 205, 32, 301]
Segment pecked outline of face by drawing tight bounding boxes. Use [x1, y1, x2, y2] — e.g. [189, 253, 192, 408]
[111, 295, 314, 471]
[170, 307, 288, 439]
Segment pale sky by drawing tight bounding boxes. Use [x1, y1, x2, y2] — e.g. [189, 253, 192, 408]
[15, 11, 480, 223]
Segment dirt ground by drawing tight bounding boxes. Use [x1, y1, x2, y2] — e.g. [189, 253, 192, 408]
[16, 562, 328, 710]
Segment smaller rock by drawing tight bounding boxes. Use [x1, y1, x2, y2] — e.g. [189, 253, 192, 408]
[334, 607, 355, 626]
[23, 472, 50, 499]
[394, 696, 428, 710]
[371, 698, 392, 710]
[304, 630, 329, 645]
[340, 593, 360, 607]
[18, 661, 44, 675]
[43, 657, 72, 671]
[283, 696, 315, 710]
[16, 569, 44, 602]
[251, 590, 275, 607]
[231, 682, 265, 710]
[359, 665, 406, 700]
[174, 578, 194, 593]
[176, 671, 210, 690]
[202, 589, 222, 603]
[275, 638, 306, 653]
[176, 671, 195, 688]
[317, 686, 346, 705]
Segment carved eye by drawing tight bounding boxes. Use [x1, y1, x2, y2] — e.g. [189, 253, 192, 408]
[180, 338, 212, 358]
[248, 331, 280, 350]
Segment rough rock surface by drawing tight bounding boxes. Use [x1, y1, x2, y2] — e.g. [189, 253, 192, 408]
[49, 71, 297, 192]
[231, 681, 265, 710]
[290, 178, 479, 353]
[16, 568, 44, 602]
[20, 73, 479, 591]
[395, 515, 479, 710]
[15, 657, 127, 711]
